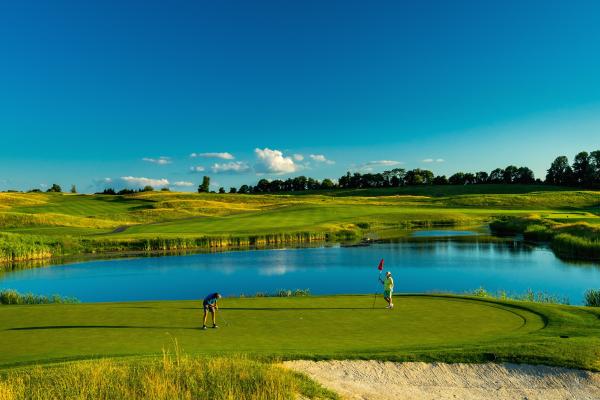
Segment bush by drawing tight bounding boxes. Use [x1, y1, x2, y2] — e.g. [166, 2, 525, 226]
[584, 289, 600, 307]
[470, 287, 569, 305]
[523, 224, 554, 241]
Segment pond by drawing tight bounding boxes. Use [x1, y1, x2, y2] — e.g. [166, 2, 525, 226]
[2, 237, 599, 304]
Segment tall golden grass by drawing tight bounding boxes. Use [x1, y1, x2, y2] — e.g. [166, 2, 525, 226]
[0, 212, 120, 229]
[0, 351, 336, 400]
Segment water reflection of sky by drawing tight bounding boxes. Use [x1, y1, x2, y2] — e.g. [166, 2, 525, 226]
[1, 242, 599, 304]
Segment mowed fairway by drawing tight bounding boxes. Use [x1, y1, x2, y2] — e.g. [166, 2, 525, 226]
[1, 295, 599, 370]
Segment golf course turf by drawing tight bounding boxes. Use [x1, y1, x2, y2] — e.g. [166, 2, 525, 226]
[1, 295, 599, 371]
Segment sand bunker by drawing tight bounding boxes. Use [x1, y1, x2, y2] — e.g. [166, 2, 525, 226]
[286, 360, 600, 400]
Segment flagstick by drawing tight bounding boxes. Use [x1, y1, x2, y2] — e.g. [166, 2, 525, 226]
[372, 271, 381, 310]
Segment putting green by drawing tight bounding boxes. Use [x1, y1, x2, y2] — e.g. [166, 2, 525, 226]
[0, 295, 548, 367]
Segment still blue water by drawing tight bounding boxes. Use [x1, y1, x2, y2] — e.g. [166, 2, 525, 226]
[1, 241, 599, 304]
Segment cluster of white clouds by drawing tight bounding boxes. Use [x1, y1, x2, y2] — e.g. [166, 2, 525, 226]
[187, 148, 336, 175]
[140, 149, 337, 177]
[309, 154, 335, 165]
[254, 148, 298, 174]
[211, 161, 251, 174]
[99, 176, 193, 189]
[422, 158, 445, 163]
[142, 156, 172, 165]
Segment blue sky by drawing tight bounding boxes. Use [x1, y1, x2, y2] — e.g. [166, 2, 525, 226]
[1, 0, 599, 192]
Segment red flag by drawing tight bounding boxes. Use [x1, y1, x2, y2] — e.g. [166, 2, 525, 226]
[377, 259, 384, 271]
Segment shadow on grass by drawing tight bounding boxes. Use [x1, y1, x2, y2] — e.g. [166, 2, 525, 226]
[181, 307, 382, 311]
[6, 325, 199, 331]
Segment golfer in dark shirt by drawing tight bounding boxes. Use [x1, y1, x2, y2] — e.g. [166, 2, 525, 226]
[202, 292, 222, 330]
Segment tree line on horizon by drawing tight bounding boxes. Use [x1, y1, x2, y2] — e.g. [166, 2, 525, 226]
[5, 149, 598, 195]
[219, 149, 600, 194]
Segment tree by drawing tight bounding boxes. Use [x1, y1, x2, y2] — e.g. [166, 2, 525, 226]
[238, 184, 250, 194]
[464, 173, 476, 184]
[433, 175, 448, 185]
[339, 172, 351, 188]
[46, 183, 62, 193]
[474, 171, 489, 184]
[161, 187, 170, 191]
[292, 176, 308, 191]
[404, 169, 434, 185]
[70, 185, 77, 194]
[387, 168, 406, 186]
[503, 165, 518, 184]
[307, 177, 320, 190]
[198, 176, 210, 193]
[515, 167, 535, 184]
[349, 173, 362, 188]
[102, 188, 116, 195]
[489, 168, 504, 184]
[321, 178, 335, 189]
[218, 187, 225, 194]
[229, 187, 237, 194]
[255, 179, 270, 193]
[449, 172, 466, 185]
[546, 156, 572, 185]
[572, 151, 594, 186]
[141, 185, 154, 192]
[590, 150, 600, 184]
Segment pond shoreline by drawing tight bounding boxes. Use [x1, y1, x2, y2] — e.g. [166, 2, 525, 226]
[1, 228, 519, 272]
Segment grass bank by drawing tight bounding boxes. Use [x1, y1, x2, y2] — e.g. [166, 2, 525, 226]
[491, 216, 600, 260]
[0, 188, 598, 263]
[0, 295, 599, 371]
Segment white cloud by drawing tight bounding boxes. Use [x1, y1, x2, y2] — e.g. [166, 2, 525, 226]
[293, 154, 304, 161]
[142, 156, 171, 165]
[422, 158, 445, 163]
[211, 161, 251, 174]
[364, 160, 404, 167]
[100, 176, 170, 189]
[190, 152, 234, 160]
[254, 148, 297, 174]
[173, 181, 194, 187]
[189, 166, 206, 173]
[309, 154, 335, 165]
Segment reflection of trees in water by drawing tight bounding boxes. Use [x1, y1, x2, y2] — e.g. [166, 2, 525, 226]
[399, 238, 600, 269]
[1, 259, 52, 275]
[399, 237, 536, 256]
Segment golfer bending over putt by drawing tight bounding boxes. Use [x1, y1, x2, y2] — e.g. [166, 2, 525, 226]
[379, 271, 394, 309]
[202, 292, 222, 330]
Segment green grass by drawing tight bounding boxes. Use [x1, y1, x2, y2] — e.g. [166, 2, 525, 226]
[1, 188, 599, 262]
[0, 295, 599, 371]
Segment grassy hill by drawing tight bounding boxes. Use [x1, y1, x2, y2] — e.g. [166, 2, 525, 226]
[0, 186, 599, 264]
